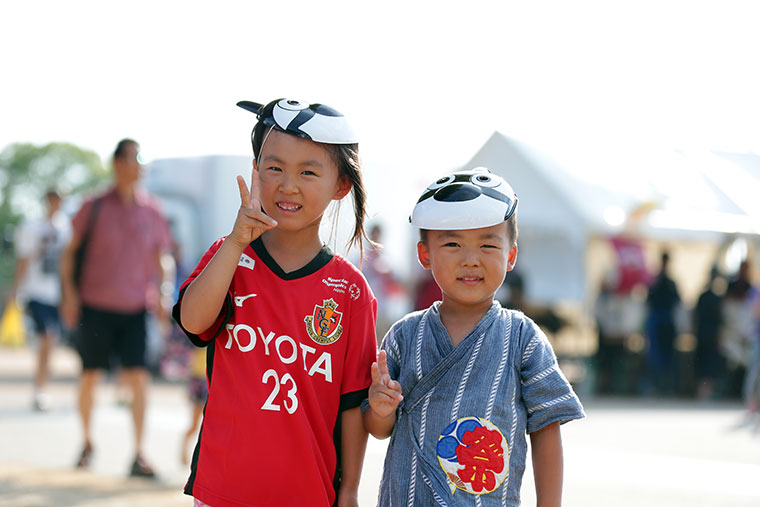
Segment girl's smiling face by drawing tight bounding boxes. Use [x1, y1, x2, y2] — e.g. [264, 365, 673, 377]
[257, 129, 350, 235]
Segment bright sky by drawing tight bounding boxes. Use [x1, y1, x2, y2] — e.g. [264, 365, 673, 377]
[2, 0, 759, 246]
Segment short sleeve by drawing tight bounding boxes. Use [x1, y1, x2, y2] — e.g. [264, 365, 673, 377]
[172, 238, 232, 347]
[339, 292, 378, 411]
[14, 221, 36, 258]
[519, 323, 585, 433]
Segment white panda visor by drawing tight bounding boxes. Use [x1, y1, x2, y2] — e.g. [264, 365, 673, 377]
[410, 168, 518, 230]
[237, 98, 358, 145]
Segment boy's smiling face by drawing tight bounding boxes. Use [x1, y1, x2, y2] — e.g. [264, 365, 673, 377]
[417, 222, 517, 311]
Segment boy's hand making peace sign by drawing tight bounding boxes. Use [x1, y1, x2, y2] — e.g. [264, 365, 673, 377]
[368, 350, 404, 419]
[229, 167, 278, 249]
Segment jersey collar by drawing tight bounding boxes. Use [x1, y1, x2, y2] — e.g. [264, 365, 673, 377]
[250, 237, 334, 280]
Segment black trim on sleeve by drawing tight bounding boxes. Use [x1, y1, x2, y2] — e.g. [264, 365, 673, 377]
[183, 329, 216, 498]
[251, 237, 333, 280]
[172, 285, 233, 347]
[183, 398, 208, 497]
[331, 410, 342, 507]
[339, 387, 370, 412]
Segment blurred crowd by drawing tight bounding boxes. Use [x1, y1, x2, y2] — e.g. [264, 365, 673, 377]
[593, 252, 760, 416]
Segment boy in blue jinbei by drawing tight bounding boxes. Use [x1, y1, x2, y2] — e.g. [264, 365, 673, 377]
[363, 167, 585, 506]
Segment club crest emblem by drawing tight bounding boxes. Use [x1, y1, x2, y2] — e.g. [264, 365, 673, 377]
[436, 416, 509, 496]
[305, 298, 343, 345]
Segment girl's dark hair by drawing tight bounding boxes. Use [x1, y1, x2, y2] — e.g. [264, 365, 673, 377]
[251, 124, 371, 257]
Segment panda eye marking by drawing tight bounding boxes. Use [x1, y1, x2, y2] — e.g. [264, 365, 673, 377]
[470, 173, 501, 188]
[427, 175, 455, 190]
[278, 99, 309, 111]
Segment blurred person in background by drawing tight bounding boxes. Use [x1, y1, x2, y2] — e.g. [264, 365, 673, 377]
[360, 223, 408, 343]
[594, 270, 629, 395]
[729, 260, 760, 428]
[9, 189, 71, 411]
[722, 259, 756, 399]
[741, 287, 760, 429]
[413, 271, 441, 310]
[645, 251, 682, 396]
[693, 267, 725, 400]
[59, 139, 175, 478]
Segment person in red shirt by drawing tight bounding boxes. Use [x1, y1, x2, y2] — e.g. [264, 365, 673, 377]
[60, 139, 175, 477]
[174, 99, 377, 507]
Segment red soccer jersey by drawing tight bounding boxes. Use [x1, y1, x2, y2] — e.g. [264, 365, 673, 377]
[174, 238, 377, 507]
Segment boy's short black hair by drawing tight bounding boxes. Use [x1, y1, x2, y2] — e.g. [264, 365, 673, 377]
[418, 214, 519, 247]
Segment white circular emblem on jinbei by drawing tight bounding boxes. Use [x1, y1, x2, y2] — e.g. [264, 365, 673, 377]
[436, 416, 509, 495]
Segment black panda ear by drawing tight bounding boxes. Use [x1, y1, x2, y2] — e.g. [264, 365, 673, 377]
[237, 101, 264, 116]
[504, 196, 519, 221]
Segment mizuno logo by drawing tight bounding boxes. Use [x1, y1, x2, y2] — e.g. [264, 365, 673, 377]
[234, 293, 258, 307]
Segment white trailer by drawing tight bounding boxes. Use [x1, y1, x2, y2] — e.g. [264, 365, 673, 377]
[144, 155, 250, 269]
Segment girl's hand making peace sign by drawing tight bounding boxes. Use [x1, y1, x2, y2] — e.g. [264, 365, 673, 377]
[228, 167, 278, 249]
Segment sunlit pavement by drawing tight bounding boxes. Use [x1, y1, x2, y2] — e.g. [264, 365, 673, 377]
[2, 346, 760, 506]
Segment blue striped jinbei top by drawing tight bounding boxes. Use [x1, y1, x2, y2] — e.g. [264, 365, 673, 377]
[366, 301, 585, 506]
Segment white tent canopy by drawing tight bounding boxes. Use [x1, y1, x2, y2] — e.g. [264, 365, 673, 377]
[463, 132, 760, 305]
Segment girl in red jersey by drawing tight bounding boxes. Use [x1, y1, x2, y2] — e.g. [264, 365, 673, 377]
[174, 99, 377, 507]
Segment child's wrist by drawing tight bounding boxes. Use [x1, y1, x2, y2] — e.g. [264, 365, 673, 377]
[224, 234, 250, 252]
[370, 404, 397, 421]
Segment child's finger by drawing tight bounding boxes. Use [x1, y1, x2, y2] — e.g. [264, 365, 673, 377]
[370, 362, 381, 384]
[375, 385, 404, 402]
[377, 350, 389, 376]
[237, 175, 250, 206]
[238, 208, 278, 228]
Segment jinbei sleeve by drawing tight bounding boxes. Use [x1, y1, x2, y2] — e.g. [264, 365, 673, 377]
[519, 321, 585, 433]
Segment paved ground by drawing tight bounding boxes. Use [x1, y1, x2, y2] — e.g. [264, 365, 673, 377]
[2, 345, 760, 506]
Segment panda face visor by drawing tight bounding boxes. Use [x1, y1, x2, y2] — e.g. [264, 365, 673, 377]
[410, 168, 518, 230]
[237, 98, 358, 144]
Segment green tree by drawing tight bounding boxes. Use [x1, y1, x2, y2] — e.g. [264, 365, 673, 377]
[0, 142, 108, 290]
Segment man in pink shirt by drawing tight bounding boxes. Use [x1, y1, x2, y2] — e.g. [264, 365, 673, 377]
[60, 139, 175, 478]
